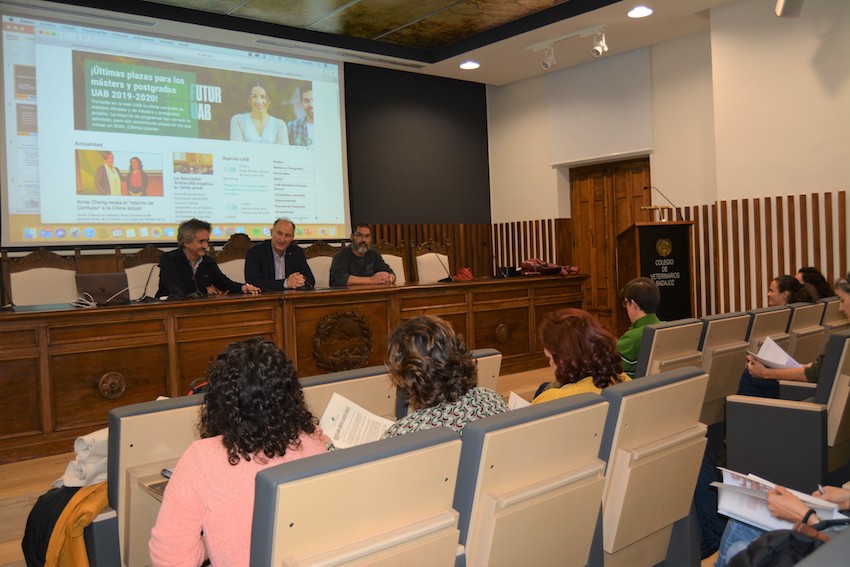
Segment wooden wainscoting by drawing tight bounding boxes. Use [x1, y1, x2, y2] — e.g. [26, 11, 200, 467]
[682, 191, 848, 316]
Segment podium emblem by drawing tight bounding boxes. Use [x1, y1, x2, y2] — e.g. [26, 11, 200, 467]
[655, 238, 673, 257]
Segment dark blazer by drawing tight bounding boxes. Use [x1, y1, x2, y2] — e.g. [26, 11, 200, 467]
[244, 240, 315, 290]
[156, 248, 243, 297]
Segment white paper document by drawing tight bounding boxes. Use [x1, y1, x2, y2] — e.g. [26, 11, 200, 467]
[508, 391, 531, 410]
[712, 467, 842, 532]
[747, 336, 801, 369]
[320, 393, 395, 449]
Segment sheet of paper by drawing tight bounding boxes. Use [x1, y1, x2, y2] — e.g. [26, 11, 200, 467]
[319, 393, 395, 449]
[747, 336, 801, 369]
[508, 391, 531, 410]
[714, 467, 841, 532]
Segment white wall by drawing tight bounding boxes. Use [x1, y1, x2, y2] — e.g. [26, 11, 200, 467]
[488, 0, 850, 219]
[711, 0, 850, 200]
[487, 75, 557, 223]
[649, 31, 717, 207]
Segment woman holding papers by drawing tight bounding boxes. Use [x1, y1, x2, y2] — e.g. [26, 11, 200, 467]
[738, 275, 847, 398]
[381, 315, 508, 438]
[149, 338, 327, 567]
[717, 484, 850, 566]
[532, 308, 630, 404]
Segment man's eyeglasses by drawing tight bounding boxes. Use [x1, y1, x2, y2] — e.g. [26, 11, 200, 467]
[353, 233, 372, 239]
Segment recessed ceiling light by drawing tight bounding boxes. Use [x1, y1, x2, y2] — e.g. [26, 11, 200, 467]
[459, 60, 480, 70]
[627, 5, 653, 18]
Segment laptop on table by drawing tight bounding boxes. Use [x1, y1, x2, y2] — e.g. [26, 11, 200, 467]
[75, 273, 131, 306]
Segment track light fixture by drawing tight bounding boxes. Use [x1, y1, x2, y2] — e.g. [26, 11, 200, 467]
[541, 46, 556, 71]
[591, 32, 608, 58]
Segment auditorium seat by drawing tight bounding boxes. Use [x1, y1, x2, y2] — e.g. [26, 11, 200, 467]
[454, 393, 608, 567]
[106, 395, 203, 566]
[375, 240, 408, 284]
[212, 233, 251, 283]
[303, 240, 340, 288]
[786, 301, 826, 364]
[633, 318, 704, 378]
[251, 427, 462, 566]
[820, 296, 850, 342]
[414, 240, 451, 283]
[121, 244, 163, 300]
[726, 328, 850, 492]
[3, 247, 78, 306]
[300, 364, 396, 420]
[745, 305, 791, 352]
[699, 312, 751, 426]
[595, 366, 709, 566]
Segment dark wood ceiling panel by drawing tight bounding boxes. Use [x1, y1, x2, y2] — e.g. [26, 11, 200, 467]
[381, 0, 564, 49]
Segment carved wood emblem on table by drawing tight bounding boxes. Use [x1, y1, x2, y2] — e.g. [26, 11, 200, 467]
[98, 371, 127, 400]
[312, 311, 373, 371]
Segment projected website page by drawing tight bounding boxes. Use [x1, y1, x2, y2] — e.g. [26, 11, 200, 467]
[2, 12, 347, 247]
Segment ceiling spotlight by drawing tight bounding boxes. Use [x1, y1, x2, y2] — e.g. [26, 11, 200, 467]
[541, 46, 556, 71]
[459, 60, 480, 70]
[628, 5, 653, 18]
[591, 32, 608, 58]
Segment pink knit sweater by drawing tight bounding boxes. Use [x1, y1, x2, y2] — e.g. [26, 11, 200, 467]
[149, 431, 327, 566]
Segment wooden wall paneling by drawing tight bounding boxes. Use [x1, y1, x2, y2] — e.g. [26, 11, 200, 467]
[741, 200, 752, 310]
[811, 193, 821, 270]
[719, 201, 730, 313]
[824, 193, 834, 279]
[798, 194, 808, 269]
[764, 197, 774, 292]
[840, 192, 847, 278]
[776, 196, 786, 276]
[731, 200, 742, 311]
[753, 199, 763, 312]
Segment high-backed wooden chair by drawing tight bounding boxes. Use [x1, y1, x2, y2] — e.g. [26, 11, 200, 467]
[633, 318, 704, 378]
[3, 247, 78, 306]
[303, 240, 340, 288]
[786, 301, 827, 364]
[726, 328, 850, 491]
[106, 395, 204, 566]
[300, 364, 397, 420]
[454, 393, 609, 567]
[595, 366, 709, 566]
[413, 240, 451, 284]
[212, 233, 251, 283]
[121, 244, 164, 300]
[375, 240, 408, 284]
[746, 305, 791, 352]
[251, 427, 462, 566]
[699, 312, 751, 426]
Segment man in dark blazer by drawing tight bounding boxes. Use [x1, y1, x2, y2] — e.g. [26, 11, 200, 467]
[244, 218, 315, 290]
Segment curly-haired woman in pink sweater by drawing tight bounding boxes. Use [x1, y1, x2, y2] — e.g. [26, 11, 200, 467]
[149, 338, 328, 566]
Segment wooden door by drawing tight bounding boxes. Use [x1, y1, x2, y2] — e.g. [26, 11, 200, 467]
[570, 158, 651, 333]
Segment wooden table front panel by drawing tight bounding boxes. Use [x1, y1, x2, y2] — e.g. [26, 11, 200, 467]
[288, 292, 395, 377]
[0, 276, 586, 462]
[50, 344, 169, 431]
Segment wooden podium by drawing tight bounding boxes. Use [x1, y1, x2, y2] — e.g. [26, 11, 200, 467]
[616, 221, 695, 323]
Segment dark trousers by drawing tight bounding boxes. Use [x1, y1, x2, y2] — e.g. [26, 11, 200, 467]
[736, 368, 780, 398]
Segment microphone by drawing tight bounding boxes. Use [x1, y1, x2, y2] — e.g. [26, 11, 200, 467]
[485, 240, 507, 278]
[645, 186, 682, 221]
[433, 251, 453, 283]
[138, 264, 157, 301]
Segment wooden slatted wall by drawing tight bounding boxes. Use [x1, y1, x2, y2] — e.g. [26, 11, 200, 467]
[684, 190, 848, 316]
